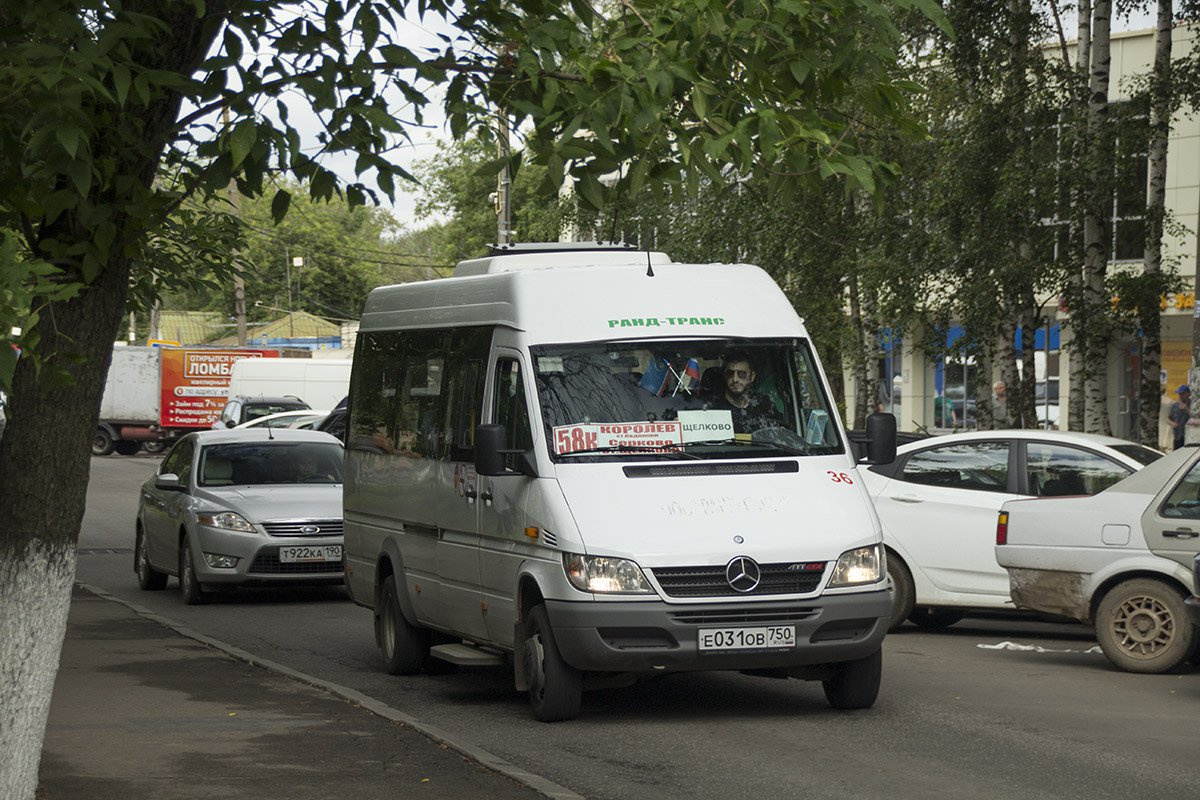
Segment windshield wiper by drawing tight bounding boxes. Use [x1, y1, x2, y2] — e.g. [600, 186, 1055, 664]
[684, 438, 812, 456]
[557, 444, 702, 460]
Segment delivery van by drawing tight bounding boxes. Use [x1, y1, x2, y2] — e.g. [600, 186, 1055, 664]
[223, 357, 351, 412]
[342, 242, 896, 721]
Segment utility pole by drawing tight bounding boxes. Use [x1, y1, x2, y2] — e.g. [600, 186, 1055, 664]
[496, 110, 513, 245]
[223, 106, 247, 346]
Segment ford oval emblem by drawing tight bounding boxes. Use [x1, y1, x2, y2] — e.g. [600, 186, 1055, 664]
[300, 525, 320, 534]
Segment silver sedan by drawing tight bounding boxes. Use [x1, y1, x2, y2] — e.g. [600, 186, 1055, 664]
[135, 428, 344, 604]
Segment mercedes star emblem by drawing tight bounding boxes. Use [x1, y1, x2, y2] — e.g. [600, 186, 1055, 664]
[725, 556, 761, 593]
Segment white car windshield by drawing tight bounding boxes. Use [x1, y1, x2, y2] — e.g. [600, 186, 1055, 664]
[531, 338, 843, 461]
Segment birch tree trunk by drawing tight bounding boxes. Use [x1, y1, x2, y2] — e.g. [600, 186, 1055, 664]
[1068, 0, 1092, 432]
[1082, 0, 1113, 435]
[1140, 0, 1172, 447]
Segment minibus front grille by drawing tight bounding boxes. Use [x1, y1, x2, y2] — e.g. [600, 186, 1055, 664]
[623, 461, 799, 478]
[669, 607, 820, 625]
[651, 563, 826, 597]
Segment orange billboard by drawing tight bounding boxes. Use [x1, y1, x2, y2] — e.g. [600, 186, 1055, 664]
[159, 348, 279, 428]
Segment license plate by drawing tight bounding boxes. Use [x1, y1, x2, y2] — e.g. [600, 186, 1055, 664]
[699, 626, 796, 652]
[279, 545, 342, 563]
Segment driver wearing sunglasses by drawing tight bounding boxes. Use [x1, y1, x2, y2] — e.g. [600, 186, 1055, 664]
[711, 351, 785, 433]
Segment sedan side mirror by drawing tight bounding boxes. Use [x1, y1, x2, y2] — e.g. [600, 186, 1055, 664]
[154, 473, 184, 491]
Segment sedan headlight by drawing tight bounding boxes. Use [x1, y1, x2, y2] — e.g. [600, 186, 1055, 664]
[196, 512, 256, 533]
[564, 553, 653, 594]
[828, 544, 885, 587]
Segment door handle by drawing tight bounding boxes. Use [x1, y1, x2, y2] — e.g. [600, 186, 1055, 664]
[1165, 528, 1199, 538]
[890, 495, 924, 504]
[480, 488, 494, 504]
[464, 488, 477, 501]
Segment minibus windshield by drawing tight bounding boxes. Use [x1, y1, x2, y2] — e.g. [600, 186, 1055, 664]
[531, 339, 844, 461]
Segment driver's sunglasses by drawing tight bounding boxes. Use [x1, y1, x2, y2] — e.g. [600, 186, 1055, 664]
[724, 368, 749, 379]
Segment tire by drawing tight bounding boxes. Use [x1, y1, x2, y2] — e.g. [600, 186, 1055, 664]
[93, 428, 115, 456]
[908, 607, 966, 630]
[1094, 578, 1194, 674]
[135, 527, 167, 591]
[886, 555, 915, 632]
[179, 535, 209, 605]
[378, 575, 429, 675]
[522, 604, 582, 722]
[114, 439, 141, 456]
[822, 648, 883, 710]
[143, 441, 168, 455]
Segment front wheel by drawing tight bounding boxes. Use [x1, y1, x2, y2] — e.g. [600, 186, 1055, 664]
[378, 575, 429, 675]
[822, 648, 882, 710]
[522, 605, 582, 722]
[1095, 578, 1194, 673]
[886, 555, 915, 632]
[179, 535, 209, 605]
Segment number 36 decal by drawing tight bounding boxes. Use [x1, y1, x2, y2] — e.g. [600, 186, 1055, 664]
[827, 472, 853, 484]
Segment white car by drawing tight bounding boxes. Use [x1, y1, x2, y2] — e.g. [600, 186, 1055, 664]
[236, 409, 331, 430]
[861, 429, 1161, 631]
[998, 445, 1200, 673]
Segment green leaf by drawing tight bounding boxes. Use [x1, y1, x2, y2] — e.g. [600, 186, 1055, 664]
[271, 189, 292, 224]
[576, 171, 604, 210]
[231, 119, 256, 168]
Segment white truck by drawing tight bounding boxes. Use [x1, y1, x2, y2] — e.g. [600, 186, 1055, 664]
[342, 242, 897, 721]
[224, 357, 351, 410]
[95, 345, 279, 455]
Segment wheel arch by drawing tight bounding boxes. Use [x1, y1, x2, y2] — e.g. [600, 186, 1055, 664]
[1088, 568, 1191, 624]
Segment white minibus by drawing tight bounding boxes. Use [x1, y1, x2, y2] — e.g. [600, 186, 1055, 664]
[343, 243, 896, 721]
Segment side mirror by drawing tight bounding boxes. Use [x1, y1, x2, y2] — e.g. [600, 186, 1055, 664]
[475, 424, 537, 478]
[155, 473, 183, 491]
[862, 412, 897, 466]
[475, 424, 508, 476]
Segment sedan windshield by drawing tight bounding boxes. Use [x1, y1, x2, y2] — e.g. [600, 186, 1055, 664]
[532, 338, 843, 461]
[198, 441, 344, 486]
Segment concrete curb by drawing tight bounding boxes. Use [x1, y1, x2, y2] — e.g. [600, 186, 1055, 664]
[77, 582, 585, 800]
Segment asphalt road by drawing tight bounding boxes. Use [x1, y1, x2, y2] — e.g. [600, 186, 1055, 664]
[76, 453, 1200, 800]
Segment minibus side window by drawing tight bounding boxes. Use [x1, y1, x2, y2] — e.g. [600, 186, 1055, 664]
[348, 331, 405, 454]
[493, 358, 534, 464]
[443, 327, 491, 462]
[399, 330, 445, 458]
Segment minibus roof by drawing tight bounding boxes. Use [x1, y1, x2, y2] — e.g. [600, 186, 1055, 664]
[359, 249, 809, 342]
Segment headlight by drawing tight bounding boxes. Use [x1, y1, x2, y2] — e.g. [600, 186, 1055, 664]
[196, 512, 256, 533]
[828, 544, 885, 587]
[564, 553, 653, 594]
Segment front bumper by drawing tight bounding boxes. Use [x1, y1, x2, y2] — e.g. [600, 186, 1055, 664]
[545, 589, 890, 673]
[192, 526, 343, 587]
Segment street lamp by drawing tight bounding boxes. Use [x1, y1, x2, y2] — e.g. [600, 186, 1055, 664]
[289, 256, 303, 338]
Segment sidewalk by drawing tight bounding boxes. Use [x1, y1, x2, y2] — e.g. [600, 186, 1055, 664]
[39, 584, 577, 800]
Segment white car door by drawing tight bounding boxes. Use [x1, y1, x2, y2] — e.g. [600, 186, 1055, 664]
[874, 440, 1016, 599]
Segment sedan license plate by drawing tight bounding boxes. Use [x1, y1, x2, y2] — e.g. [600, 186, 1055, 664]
[279, 545, 342, 563]
[699, 625, 796, 652]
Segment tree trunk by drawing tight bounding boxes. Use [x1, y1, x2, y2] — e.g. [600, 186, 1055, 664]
[0, 256, 131, 799]
[0, 4, 229, 794]
[995, 321, 1019, 429]
[1140, 0, 1172, 447]
[1082, 0, 1112, 435]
